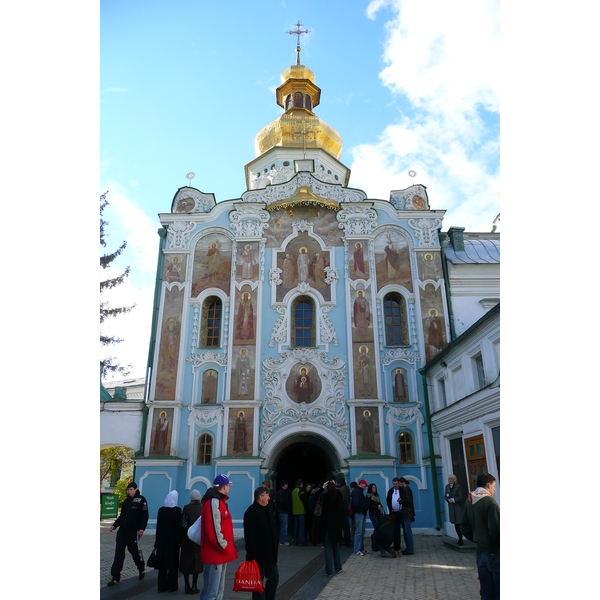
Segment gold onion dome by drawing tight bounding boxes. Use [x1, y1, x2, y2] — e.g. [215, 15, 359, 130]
[255, 63, 343, 160]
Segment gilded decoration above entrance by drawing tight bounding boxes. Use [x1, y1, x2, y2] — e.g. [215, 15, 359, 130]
[241, 171, 367, 207]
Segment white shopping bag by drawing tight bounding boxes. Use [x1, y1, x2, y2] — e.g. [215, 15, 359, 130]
[187, 516, 202, 544]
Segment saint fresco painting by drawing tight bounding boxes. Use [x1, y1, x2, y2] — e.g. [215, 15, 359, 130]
[350, 239, 369, 280]
[352, 287, 373, 343]
[355, 407, 380, 454]
[392, 367, 410, 403]
[417, 251, 442, 282]
[265, 206, 344, 248]
[231, 346, 255, 400]
[155, 287, 184, 400]
[150, 408, 173, 456]
[353, 342, 377, 399]
[285, 363, 322, 404]
[233, 287, 256, 344]
[163, 254, 187, 284]
[236, 241, 259, 281]
[374, 230, 413, 291]
[191, 233, 232, 296]
[276, 232, 331, 301]
[420, 282, 447, 362]
[227, 408, 254, 456]
[201, 369, 218, 404]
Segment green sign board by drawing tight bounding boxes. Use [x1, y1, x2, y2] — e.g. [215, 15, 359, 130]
[101, 493, 119, 520]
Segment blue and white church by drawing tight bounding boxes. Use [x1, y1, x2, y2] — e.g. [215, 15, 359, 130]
[101, 51, 500, 537]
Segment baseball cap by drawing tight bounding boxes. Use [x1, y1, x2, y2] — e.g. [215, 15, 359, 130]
[213, 474, 232, 487]
[358, 479, 368, 486]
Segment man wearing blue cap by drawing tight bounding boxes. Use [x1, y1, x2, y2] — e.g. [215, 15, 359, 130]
[200, 474, 238, 600]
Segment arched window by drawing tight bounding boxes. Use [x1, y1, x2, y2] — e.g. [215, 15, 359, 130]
[383, 292, 409, 346]
[398, 431, 415, 464]
[305, 94, 312, 110]
[285, 94, 292, 110]
[200, 296, 222, 348]
[291, 296, 316, 347]
[294, 92, 304, 107]
[197, 433, 213, 465]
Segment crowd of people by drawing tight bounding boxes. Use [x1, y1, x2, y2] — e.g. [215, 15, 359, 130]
[105, 471, 500, 600]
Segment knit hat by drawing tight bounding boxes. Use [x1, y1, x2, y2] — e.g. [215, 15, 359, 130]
[358, 479, 368, 487]
[190, 489, 202, 502]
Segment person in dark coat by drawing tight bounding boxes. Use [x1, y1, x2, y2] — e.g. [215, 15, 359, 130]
[373, 514, 397, 558]
[319, 481, 343, 576]
[398, 477, 415, 555]
[337, 476, 351, 547]
[180, 489, 203, 594]
[107, 481, 149, 586]
[444, 474, 466, 545]
[275, 480, 291, 545]
[155, 490, 182, 592]
[244, 486, 279, 600]
[308, 483, 324, 545]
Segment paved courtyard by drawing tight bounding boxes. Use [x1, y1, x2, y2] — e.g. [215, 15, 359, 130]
[101, 519, 480, 599]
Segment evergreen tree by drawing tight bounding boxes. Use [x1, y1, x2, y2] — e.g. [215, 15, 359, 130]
[100, 191, 136, 377]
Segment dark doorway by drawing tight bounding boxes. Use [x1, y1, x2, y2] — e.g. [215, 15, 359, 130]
[274, 440, 335, 489]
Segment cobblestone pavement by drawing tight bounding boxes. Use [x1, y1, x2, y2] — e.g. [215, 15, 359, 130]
[101, 519, 480, 598]
[313, 537, 480, 600]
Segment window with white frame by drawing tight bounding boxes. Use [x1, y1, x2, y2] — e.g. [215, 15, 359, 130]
[473, 353, 486, 390]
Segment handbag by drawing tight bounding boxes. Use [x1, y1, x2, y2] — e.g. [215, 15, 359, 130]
[147, 546, 158, 569]
[233, 560, 263, 593]
[313, 495, 323, 517]
[187, 516, 202, 544]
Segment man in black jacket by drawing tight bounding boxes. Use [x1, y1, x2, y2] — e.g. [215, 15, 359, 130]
[398, 477, 415, 555]
[275, 480, 291, 546]
[107, 481, 149, 586]
[244, 487, 279, 600]
[386, 477, 403, 552]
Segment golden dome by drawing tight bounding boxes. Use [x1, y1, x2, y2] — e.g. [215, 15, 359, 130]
[254, 63, 343, 160]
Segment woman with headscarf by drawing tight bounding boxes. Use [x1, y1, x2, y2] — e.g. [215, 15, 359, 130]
[180, 489, 203, 594]
[444, 474, 466, 546]
[155, 490, 182, 592]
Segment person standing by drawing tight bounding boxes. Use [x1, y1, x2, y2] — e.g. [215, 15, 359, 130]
[319, 481, 343, 576]
[386, 477, 403, 552]
[275, 480, 291, 546]
[337, 476, 352, 547]
[291, 479, 306, 546]
[244, 487, 280, 600]
[180, 489, 203, 594]
[461, 473, 500, 600]
[155, 490, 182, 592]
[366, 483, 383, 552]
[107, 481, 148, 587]
[351, 479, 369, 556]
[200, 474, 238, 600]
[445, 474, 466, 546]
[398, 477, 415, 555]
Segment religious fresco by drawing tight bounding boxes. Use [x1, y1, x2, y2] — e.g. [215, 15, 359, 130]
[201, 369, 218, 404]
[276, 233, 331, 301]
[392, 367, 410, 403]
[417, 251, 442, 282]
[227, 408, 254, 456]
[236, 242, 259, 281]
[230, 346, 255, 400]
[163, 254, 187, 284]
[353, 342, 377, 399]
[374, 230, 413, 291]
[355, 407, 380, 454]
[265, 205, 344, 248]
[350, 240, 369, 280]
[155, 287, 184, 400]
[191, 233, 232, 296]
[352, 287, 373, 343]
[233, 287, 256, 345]
[174, 197, 195, 213]
[149, 408, 174, 456]
[420, 282, 448, 362]
[285, 363, 322, 404]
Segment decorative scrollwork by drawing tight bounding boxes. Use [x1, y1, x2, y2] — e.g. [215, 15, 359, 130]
[167, 221, 196, 250]
[408, 218, 443, 248]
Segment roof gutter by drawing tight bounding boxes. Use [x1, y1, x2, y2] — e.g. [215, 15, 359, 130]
[438, 231, 457, 342]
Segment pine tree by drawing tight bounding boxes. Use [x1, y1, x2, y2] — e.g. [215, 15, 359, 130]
[100, 191, 136, 378]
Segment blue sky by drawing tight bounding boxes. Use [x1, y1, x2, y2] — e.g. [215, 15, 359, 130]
[100, 0, 500, 381]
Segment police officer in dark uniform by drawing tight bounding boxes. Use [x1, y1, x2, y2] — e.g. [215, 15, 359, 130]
[107, 481, 149, 586]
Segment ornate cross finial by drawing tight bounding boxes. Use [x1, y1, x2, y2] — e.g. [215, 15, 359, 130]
[287, 21, 310, 65]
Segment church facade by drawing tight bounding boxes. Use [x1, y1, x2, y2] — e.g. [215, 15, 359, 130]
[131, 58, 489, 535]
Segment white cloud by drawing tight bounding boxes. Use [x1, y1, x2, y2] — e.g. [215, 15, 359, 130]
[356, 0, 500, 231]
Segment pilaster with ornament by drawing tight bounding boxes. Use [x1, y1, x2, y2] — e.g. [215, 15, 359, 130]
[408, 218, 443, 248]
[229, 205, 270, 238]
[336, 206, 378, 236]
[319, 305, 338, 347]
[268, 306, 288, 348]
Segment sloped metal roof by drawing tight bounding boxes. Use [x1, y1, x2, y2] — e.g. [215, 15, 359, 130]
[444, 237, 500, 265]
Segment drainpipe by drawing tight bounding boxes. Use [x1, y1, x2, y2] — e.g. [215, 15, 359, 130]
[419, 368, 443, 530]
[438, 232, 456, 342]
[136, 227, 167, 464]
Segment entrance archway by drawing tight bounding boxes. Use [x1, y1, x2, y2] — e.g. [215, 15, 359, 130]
[275, 440, 334, 488]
